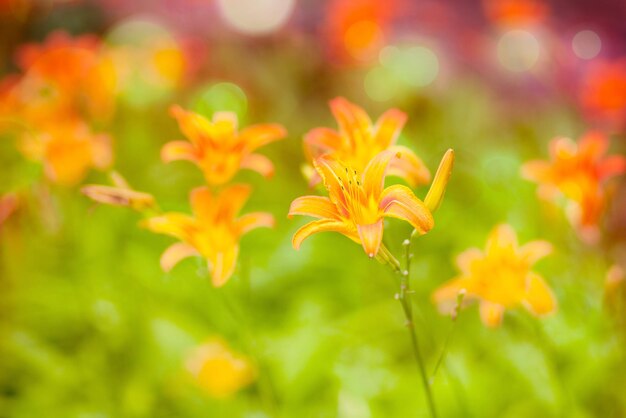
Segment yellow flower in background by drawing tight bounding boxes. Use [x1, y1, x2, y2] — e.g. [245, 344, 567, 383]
[303, 97, 430, 187]
[143, 184, 274, 286]
[432, 224, 556, 327]
[521, 131, 626, 232]
[163, 105, 287, 185]
[289, 150, 434, 258]
[19, 119, 112, 186]
[186, 338, 256, 399]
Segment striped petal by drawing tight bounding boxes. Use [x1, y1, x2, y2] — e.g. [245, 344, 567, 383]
[162, 140, 197, 163]
[522, 273, 557, 316]
[329, 97, 372, 149]
[241, 153, 274, 178]
[304, 127, 342, 154]
[357, 220, 383, 257]
[170, 105, 213, 146]
[362, 150, 397, 200]
[160, 242, 199, 272]
[380, 184, 434, 234]
[288, 196, 340, 220]
[292, 219, 356, 250]
[424, 149, 454, 213]
[373, 109, 407, 148]
[236, 212, 275, 235]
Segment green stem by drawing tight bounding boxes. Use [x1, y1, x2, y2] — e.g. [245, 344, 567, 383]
[380, 242, 437, 418]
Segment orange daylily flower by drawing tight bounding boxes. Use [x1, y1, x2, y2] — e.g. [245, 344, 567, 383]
[185, 338, 256, 399]
[304, 97, 430, 188]
[521, 131, 626, 230]
[289, 150, 434, 258]
[143, 185, 274, 286]
[19, 119, 112, 186]
[15, 30, 100, 72]
[432, 224, 556, 327]
[163, 105, 287, 185]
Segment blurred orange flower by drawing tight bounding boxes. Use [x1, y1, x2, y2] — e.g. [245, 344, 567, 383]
[163, 106, 287, 185]
[143, 185, 274, 286]
[0, 193, 19, 227]
[580, 59, 626, 129]
[304, 97, 430, 188]
[19, 120, 112, 186]
[482, 0, 549, 27]
[185, 338, 256, 399]
[289, 151, 434, 258]
[433, 224, 556, 327]
[15, 30, 100, 71]
[521, 131, 626, 232]
[324, 0, 403, 63]
[81, 173, 157, 212]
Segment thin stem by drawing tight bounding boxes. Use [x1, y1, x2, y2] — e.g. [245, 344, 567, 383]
[431, 291, 464, 382]
[380, 242, 437, 418]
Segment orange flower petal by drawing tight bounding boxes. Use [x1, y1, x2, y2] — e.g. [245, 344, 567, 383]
[599, 155, 626, 179]
[143, 213, 195, 241]
[241, 153, 274, 178]
[209, 244, 240, 287]
[522, 273, 557, 316]
[216, 184, 252, 220]
[190, 187, 215, 221]
[386, 145, 431, 187]
[357, 220, 383, 257]
[380, 184, 434, 234]
[304, 127, 342, 154]
[373, 108, 407, 148]
[518, 240, 552, 264]
[239, 123, 286, 151]
[362, 150, 397, 200]
[313, 155, 348, 205]
[236, 212, 275, 235]
[424, 149, 454, 213]
[292, 219, 356, 250]
[161, 140, 197, 163]
[486, 224, 518, 252]
[288, 196, 340, 220]
[170, 105, 213, 146]
[329, 97, 372, 148]
[479, 301, 505, 327]
[578, 130, 608, 161]
[432, 277, 473, 313]
[520, 160, 552, 183]
[160, 242, 200, 272]
[455, 248, 483, 274]
[81, 185, 156, 211]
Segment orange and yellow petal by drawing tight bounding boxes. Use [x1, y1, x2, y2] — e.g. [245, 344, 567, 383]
[239, 123, 287, 152]
[143, 213, 196, 241]
[518, 240, 552, 265]
[522, 273, 557, 316]
[424, 149, 455, 213]
[455, 248, 483, 274]
[578, 130, 608, 161]
[208, 244, 239, 287]
[432, 277, 474, 313]
[362, 150, 397, 199]
[479, 301, 505, 327]
[292, 218, 356, 250]
[162, 140, 197, 163]
[599, 155, 626, 180]
[170, 105, 213, 146]
[190, 187, 215, 222]
[236, 212, 275, 235]
[288, 195, 340, 220]
[240, 153, 275, 178]
[485, 224, 518, 253]
[216, 184, 252, 220]
[81, 184, 156, 211]
[373, 108, 407, 148]
[304, 127, 342, 154]
[329, 97, 372, 148]
[380, 184, 434, 234]
[386, 145, 431, 187]
[160, 242, 200, 272]
[520, 160, 552, 183]
[356, 219, 383, 257]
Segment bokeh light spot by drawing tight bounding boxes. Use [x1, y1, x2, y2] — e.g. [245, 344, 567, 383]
[344, 20, 384, 61]
[572, 30, 601, 60]
[380, 44, 439, 87]
[497, 29, 540, 72]
[217, 0, 295, 35]
[192, 82, 248, 120]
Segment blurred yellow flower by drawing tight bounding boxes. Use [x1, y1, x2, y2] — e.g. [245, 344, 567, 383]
[432, 224, 556, 327]
[163, 105, 287, 185]
[143, 185, 274, 286]
[19, 120, 112, 186]
[185, 338, 256, 399]
[304, 97, 430, 187]
[522, 131, 626, 232]
[289, 150, 434, 258]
